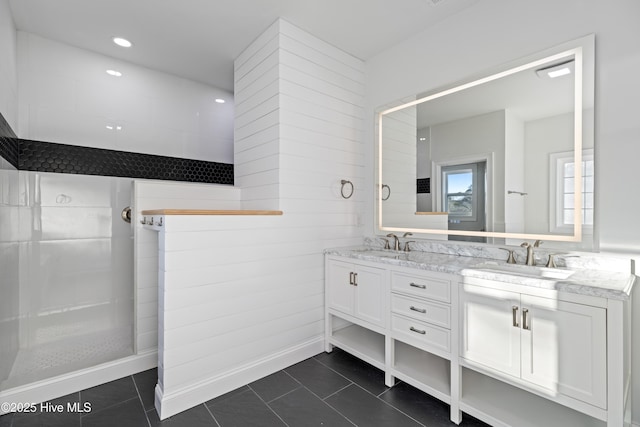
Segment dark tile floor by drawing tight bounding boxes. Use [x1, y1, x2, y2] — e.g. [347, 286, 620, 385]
[0, 348, 489, 426]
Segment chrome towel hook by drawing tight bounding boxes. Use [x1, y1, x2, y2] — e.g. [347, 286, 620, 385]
[340, 180, 354, 199]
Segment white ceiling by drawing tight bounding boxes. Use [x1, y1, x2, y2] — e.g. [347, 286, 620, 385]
[8, 0, 479, 92]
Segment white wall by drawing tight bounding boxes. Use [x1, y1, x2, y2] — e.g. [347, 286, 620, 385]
[364, 0, 640, 422]
[381, 106, 421, 228]
[153, 18, 366, 418]
[504, 110, 525, 237]
[17, 32, 234, 163]
[0, 0, 19, 385]
[0, 0, 17, 130]
[430, 110, 505, 230]
[133, 181, 241, 354]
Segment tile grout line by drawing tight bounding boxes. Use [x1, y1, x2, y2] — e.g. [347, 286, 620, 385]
[264, 371, 304, 404]
[347, 382, 428, 427]
[277, 368, 357, 426]
[131, 374, 152, 427]
[246, 385, 290, 427]
[313, 352, 427, 426]
[202, 402, 222, 427]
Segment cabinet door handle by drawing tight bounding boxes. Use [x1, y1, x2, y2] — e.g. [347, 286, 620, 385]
[409, 326, 426, 335]
[349, 272, 354, 285]
[512, 305, 520, 328]
[353, 273, 358, 286]
[410, 306, 426, 314]
[522, 308, 530, 330]
[409, 282, 426, 289]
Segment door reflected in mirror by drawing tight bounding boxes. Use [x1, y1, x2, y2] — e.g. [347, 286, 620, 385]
[377, 35, 594, 249]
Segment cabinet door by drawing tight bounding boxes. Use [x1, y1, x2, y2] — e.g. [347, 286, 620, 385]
[353, 265, 386, 327]
[327, 260, 354, 315]
[520, 295, 607, 408]
[460, 285, 521, 378]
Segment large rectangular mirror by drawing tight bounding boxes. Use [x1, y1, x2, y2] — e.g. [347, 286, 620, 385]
[377, 35, 594, 248]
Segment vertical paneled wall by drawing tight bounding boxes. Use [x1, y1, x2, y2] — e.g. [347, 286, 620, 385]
[155, 19, 366, 419]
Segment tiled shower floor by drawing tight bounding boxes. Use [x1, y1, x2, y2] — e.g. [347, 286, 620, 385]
[1, 327, 133, 391]
[0, 348, 489, 426]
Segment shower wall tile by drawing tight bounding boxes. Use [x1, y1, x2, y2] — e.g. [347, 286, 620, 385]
[38, 207, 113, 240]
[19, 139, 234, 185]
[16, 172, 135, 367]
[0, 117, 19, 383]
[0, 242, 19, 383]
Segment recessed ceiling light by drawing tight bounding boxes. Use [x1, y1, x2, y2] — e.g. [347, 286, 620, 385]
[112, 37, 132, 48]
[215, 98, 225, 104]
[106, 125, 114, 130]
[106, 69, 122, 77]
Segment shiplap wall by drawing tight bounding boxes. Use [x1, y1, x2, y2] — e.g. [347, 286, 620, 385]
[154, 19, 366, 419]
[379, 107, 447, 233]
[133, 181, 241, 354]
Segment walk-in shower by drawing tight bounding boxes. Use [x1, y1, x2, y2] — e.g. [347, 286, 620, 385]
[0, 170, 134, 395]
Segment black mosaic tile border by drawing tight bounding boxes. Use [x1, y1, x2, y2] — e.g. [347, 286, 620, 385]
[0, 112, 18, 168]
[417, 177, 430, 194]
[18, 139, 234, 184]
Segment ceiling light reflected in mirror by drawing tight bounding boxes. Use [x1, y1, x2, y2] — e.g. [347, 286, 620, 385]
[112, 36, 132, 48]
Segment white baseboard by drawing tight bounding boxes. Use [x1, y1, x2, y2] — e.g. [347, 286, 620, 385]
[155, 336, 324, 420]
[0, 350, 157, 414]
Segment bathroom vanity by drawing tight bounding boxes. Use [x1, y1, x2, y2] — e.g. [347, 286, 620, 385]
[324, 246, 634, 427]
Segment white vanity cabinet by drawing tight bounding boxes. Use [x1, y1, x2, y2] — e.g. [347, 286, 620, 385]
[325, 257, 388, 371]
[325, 254, 458, 410]
[460, 283, 607, 409]
[389, 271, 452, 356]
[324, 250, 632, 427]
[327, 259, 386, 328]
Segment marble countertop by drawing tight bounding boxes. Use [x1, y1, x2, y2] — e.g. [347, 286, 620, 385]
[325, 246, 635, 300]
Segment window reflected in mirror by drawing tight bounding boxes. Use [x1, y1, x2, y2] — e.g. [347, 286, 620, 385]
[377, 35, 594, 248]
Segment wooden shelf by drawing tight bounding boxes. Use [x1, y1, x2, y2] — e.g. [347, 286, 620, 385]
[141, 209, 283, 216]
[329, 323, 385, 371]
[391, 340, 451, 404]
[460, 368, 605, 427]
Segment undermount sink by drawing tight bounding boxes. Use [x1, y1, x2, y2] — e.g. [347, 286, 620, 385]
[352, 249, 408, 260]
[472, 262, 575, 280]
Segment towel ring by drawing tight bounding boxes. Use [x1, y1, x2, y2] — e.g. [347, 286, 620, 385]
[382, 184, 391, 201]
[340, 180, 354, 199]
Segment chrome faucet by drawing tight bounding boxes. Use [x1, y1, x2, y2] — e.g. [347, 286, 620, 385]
[520, 240, 543, 266]
[402, 232, 413, 252]
[386, 233, 400, 251]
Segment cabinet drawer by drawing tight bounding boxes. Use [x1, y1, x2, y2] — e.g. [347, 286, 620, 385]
[391, 272, 450, 303]
[391, 314, 450, 353]
[391, 294, 450, 329]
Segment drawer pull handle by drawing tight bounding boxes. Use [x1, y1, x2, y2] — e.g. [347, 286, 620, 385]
[512, 305, 520, 328]
[410, 306, 426, 314]
[409, 326, 426, 335]
[409, 282, 426, 289]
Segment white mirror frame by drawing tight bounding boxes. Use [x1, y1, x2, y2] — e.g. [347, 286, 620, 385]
[377, 35, 594, 243]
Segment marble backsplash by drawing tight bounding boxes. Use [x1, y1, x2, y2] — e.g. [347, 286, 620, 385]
[363, 236, 633, 274]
